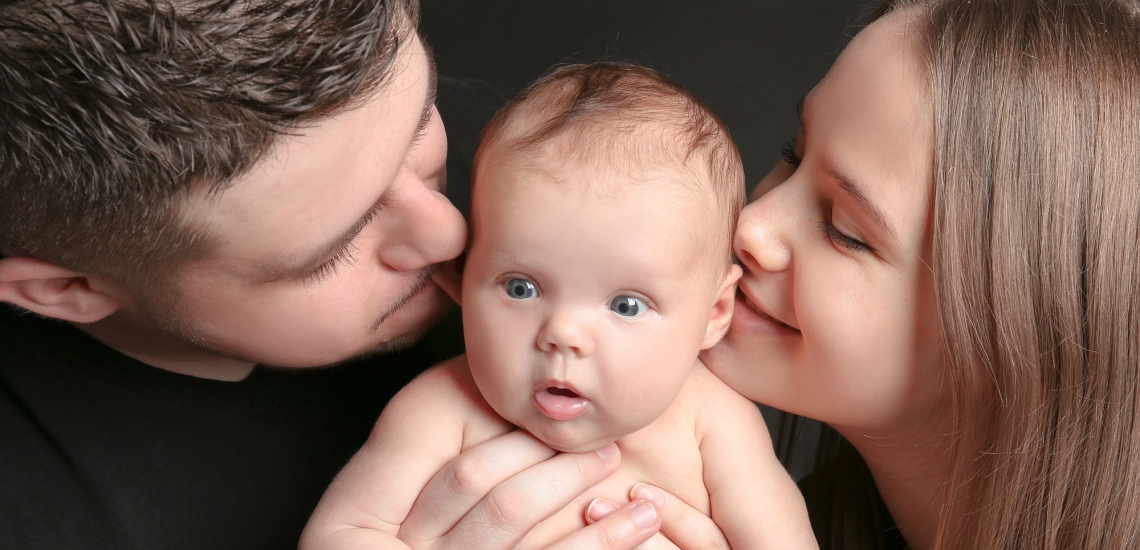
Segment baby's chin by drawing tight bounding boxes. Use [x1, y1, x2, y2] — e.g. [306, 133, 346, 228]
[524, 424, 622, 454]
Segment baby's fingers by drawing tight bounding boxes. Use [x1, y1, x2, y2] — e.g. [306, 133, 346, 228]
[544, 499, 660, 550]
[583, 488, 725, 547]
[630, 485, 729, 550]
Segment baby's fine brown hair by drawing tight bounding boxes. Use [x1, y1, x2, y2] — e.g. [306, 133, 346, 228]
[472, 62, 745, 265]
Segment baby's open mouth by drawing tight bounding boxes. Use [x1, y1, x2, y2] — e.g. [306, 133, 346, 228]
[545, 387, 580, 398]
[534, 385, 589, 420]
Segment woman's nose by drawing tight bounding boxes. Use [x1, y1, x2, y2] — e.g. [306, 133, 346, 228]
[536, 309, 594, 358]
[734, 187, 793, 274]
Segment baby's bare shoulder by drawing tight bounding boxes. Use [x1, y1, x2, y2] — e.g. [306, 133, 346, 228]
[387, 355, 477, 411]
[683, 361, 772, 445]
[392, 356, 515, 451]
[379, 356, 510, 448]
[678, 361, 754, 410]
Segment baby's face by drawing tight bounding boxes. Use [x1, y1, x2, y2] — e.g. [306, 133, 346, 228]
[462, 156, 731, 453]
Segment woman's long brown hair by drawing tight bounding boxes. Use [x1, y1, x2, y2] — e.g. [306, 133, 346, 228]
[790, 0, 1140, 547]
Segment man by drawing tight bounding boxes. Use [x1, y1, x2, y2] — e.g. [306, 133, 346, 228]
[0, 1, 667, 547]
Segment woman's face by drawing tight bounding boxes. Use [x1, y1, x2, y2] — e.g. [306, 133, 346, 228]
[702, 14, 946, 435]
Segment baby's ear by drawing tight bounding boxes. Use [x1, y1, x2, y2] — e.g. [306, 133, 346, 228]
[0, 256, 124, 323]
[701, 263, 743, 349]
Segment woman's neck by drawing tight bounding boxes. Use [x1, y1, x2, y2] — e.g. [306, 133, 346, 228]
[833, 415, 952, 550]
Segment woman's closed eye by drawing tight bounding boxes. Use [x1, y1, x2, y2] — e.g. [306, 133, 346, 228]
[778, 139, 874, 255]
[819, 218, 873, 253]
[781, 138, 802, 169]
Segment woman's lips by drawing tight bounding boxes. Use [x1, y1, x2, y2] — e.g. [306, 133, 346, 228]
[734, 287, 800, 334]
[534, 386, 589, 420]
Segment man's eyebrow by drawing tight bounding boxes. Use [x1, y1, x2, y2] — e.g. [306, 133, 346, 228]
[416, 41, 439, 137]
[261, 196, 389, 282]
[822, 162, 899, 242]
[261, 42, 437, 283]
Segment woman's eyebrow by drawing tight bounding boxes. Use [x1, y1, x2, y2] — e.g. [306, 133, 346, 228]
[823, 161, 899, 242]
[799, 94, 898, 243]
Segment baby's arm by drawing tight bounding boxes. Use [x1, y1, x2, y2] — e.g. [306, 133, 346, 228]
[299, 357, 479, 550]
[695, 367, 817, 549]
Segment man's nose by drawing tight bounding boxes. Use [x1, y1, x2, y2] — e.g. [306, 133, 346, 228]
[536, 308, 594, 358]
[377, 168, 467, 272]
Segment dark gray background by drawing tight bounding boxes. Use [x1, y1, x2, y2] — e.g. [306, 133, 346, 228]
[421, 1, 874, 189]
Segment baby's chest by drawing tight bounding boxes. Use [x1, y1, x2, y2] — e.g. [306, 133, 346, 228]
[516, 426, 708, 549]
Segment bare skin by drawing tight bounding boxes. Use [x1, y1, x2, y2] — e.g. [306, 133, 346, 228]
[302, 139, 816, 548]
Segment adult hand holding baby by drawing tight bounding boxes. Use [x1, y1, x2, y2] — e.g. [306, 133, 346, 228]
[395, 431, 740, 550]
[385, 431, 662, 549]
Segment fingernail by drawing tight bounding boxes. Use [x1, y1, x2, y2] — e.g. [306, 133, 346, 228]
[595, 442, 620, 464]
[630, 483, 663, 506]
[630, 500, 657, 529]
[586, 498, 617, 521]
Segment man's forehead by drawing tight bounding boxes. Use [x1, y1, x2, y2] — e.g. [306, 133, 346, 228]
[177, 36, 434, 274]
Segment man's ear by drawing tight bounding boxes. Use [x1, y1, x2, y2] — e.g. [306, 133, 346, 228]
[701, 263, 743, 350]
[0, 256, 124, 323]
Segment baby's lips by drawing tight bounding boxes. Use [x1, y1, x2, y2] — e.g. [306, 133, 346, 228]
[534, 388, 590, 420]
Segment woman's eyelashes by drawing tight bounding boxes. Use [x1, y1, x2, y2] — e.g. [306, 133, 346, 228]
[781, 138, 802, 168]
[777, 139, 873, 255]
[818, 219, 873, 253]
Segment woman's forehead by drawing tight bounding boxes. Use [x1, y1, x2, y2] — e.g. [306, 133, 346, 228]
[804, 12, 934, 252]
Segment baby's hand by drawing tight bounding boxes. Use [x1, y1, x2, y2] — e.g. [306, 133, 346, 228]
[586, 484, 729, 550]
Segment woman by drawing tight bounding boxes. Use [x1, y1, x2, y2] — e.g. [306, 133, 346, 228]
[592, 0, 1140, 548]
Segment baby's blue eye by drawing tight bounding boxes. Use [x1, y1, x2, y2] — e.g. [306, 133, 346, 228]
[609, 296, 648, 317]
[503, 278, 539, 299]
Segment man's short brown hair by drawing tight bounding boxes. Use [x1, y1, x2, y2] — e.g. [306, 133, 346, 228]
[0, 0, 417, 295]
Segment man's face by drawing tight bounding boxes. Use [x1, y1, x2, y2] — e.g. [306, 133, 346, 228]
[462, 154, 731, 453]
[167, 36, 466, 368]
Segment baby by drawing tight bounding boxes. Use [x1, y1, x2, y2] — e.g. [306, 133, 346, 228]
[302, 63, 811, 548]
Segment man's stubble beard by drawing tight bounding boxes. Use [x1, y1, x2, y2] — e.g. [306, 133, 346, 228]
[137, 263, 451, 368]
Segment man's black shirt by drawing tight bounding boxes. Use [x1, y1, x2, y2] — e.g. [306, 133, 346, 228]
[0, 77, 504, 549]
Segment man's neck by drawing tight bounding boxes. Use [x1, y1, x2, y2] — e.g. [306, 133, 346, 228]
[834, 414, 952, 550]
[76, 311, 255, 382]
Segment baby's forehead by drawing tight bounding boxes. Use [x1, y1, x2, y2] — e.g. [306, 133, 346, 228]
[486, 132, 716, 197]
[483, 143, 714, 212]
[477, 150, 730, 271]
